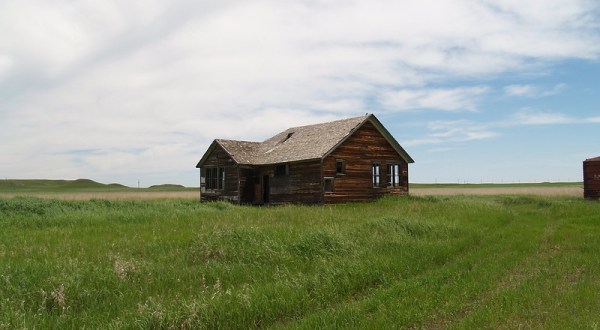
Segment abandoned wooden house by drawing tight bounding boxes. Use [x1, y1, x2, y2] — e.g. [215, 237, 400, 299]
[196, 114, 414, 205]
[584, 156, 600, 199]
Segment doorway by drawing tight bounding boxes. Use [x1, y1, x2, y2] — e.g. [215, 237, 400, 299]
[262, 175, 270, 204]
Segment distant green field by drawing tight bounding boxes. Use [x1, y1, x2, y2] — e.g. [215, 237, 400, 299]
[0, 195, 598, 328]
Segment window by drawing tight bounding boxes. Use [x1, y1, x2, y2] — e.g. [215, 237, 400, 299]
[275, 164, 289, 177]
[324, 177, 334, 193]
[205, 167, 224, 190]
[388, 164, 400, 187]
[219, 167, 225, 190]
[372, 163, 380, 187]
[336, 159, 346, 175]
[205, 167, 215, 190]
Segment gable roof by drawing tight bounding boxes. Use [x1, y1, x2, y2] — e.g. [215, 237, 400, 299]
[196, 114, 414, 167]
[585, 156, 600, 162]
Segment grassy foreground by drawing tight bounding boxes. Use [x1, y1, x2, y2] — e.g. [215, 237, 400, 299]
[0, 196, 599, 329]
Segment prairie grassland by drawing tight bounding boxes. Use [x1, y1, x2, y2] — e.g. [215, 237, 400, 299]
[0, 183, 582, 201]
[0, 187, 579, 201]
[410, 186, 582, 197]
[0, 195, 599, 329]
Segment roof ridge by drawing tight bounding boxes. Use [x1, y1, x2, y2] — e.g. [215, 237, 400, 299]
[217, 138, 260, 144]
[280, 114, 370, 132]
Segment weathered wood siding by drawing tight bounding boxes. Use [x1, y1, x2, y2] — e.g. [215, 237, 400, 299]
[584, 159, 600, 199]
[323, 122, 409, 204]
[268, 160, 322, 204]
[201, 144, 239, 203]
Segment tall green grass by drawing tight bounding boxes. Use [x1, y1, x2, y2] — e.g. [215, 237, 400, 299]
[0, 195, 598, 328]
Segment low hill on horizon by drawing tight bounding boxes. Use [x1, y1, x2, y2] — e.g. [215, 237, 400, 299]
[0, 179, 194, 192]
[148, 184, 188, 191]
[0, 179, 126, 192]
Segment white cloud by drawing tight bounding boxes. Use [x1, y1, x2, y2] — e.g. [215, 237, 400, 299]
[586, 117, 600, 123]
[403, 120, 498, 146]
[379, 87, 489, 112]
[504, 84, 538, 97]
[0, 55, 13, 80]
[0, 0, 599, 185]
[510, 110, 577, 125]
[504, 83, 567, 97]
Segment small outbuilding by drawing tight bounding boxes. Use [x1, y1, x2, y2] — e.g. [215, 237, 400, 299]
[584, 156, 600, 199]
[195, 114, 414, 205]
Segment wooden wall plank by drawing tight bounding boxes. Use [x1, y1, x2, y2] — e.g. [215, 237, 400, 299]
[584, 160, 600, 199]
[323, 122, 409, 204]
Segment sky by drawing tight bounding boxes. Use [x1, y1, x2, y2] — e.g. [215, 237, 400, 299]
[1, 0, 600, 187]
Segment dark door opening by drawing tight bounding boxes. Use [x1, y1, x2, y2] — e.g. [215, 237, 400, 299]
[262, 175, 270, 204]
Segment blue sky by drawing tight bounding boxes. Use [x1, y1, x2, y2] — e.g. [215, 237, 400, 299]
[1, 0, 599, 187]
[387, 60, 600, 183]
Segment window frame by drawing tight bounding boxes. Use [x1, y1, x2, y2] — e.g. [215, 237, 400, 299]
[388, 164, 401, 187]
[372, 163, 381, 188]
[219, 167, 225, 190]
[205, 166, 224, 191]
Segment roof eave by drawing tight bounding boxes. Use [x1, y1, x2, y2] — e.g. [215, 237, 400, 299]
[367, 115, 415, 163]
[196, 140, 243, 168]
[196, 140, 218, 168]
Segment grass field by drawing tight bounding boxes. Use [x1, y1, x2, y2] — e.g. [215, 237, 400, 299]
[410, 183, 583, 197]
[1, 193, 599, 329]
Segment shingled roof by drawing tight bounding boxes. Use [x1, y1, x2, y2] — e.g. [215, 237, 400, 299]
[197, 114, 413, 167]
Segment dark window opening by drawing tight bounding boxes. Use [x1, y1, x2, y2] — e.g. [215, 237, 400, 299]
[324, 177, 334, 193]
[205, 167, 224, 190]
[388, 164, 400, 187]
[372, 163, 380, 187]
[275, 164, 289, 177]
[336, 159, 346, 175]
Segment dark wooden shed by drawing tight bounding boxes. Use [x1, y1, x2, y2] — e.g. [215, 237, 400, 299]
[195, 114, 414, 205]
[584, 156, 600, 199]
